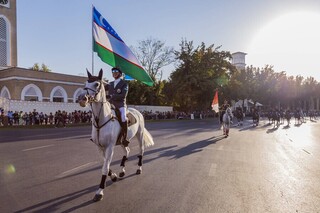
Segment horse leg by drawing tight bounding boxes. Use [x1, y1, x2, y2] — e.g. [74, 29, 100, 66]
[222, 124, 225, 135]
[226, 127, 229, 136]
[93, 146, 115, 202]
[119, 146, 130, 177]
[108, 169, 118, 182]
[134, 126, 147, 175]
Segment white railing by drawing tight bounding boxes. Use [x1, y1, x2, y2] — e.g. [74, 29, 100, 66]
[0, 98, 173, 114]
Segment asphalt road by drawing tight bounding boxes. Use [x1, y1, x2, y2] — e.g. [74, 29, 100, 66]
[1, 118, 320, 213]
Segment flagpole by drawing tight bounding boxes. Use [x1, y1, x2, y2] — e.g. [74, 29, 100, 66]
[91, 5, 94, 75]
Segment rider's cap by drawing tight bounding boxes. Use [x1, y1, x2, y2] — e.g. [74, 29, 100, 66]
[111, 67, 122, 74]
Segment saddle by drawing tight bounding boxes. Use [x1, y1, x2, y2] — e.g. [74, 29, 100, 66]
[111, 105, 137, 146]
[112, 107, 137, 127]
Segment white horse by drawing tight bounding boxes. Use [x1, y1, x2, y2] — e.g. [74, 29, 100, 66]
[222, 107, 233, 137]
[79, 69, 154, 202]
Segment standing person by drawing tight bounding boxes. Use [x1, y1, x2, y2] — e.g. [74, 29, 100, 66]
[49, 112, 54, 125]
[105, 67, 130, 147]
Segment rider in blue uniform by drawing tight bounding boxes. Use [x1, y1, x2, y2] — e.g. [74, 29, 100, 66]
[105, 67, 130, 147]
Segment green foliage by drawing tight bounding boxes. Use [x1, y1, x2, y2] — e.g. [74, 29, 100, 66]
[127, 79, 167, 106]
[41, 63, 51, 72]
[31, 63, 51, 72]
[128, 38, 320, 111]
[227, 65, 320, 109]
[163, 39, 235, 112]
[31, 63, 40, 71]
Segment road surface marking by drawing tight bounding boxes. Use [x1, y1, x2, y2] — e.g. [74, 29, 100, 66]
[56, 161, 98, 178]
[22, 144, 55, 152]
[302, 149, 311, 155]
[55, 135, 91, 140]
[209, 163, 217, 176]
[162, 132, 183, 139]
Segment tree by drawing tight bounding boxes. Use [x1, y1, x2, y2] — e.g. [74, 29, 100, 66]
[131, 37, 175, 81]
[165, 39, 236, 112]
[31, 63, 51, 72]
[31, 63, 40, 71]
[41, 63, 51, 72]
[128, 38, 175, 105]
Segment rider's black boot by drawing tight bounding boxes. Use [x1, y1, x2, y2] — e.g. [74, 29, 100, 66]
[121, 121, 130, 147]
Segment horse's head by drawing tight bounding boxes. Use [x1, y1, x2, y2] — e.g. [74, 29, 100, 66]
[226, 107, 233, 116]
[78, 69, 106, 106]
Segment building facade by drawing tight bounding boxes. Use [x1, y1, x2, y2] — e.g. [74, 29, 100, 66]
[0, 67, 87, 102]
[0, 67, 90, 114]
[0, 0, 17, 67]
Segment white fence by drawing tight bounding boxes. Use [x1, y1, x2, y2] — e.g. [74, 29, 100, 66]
[0, 98, 90, 114]
[0, 97, 9, 112]
[0, 97, 173, 114]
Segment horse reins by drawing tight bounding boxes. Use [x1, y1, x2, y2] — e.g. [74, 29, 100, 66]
[84, 81, 116, 146]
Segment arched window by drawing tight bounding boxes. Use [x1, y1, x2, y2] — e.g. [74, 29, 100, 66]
[0, 16, 9, 67]
[21, 84, 43, 101]
[73, 88, 85, 103]
[50, 86, 67, 102]
[0, 86, 11, 99]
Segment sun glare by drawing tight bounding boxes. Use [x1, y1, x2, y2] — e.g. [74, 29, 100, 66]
[247, 12, 320, 81]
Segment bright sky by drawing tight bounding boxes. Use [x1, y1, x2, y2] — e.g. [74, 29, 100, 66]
[16, 0, 320, 81]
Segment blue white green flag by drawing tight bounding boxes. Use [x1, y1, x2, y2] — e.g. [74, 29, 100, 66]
[92, 7, 153, 86]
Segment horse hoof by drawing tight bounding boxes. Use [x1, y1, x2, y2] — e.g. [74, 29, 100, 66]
[93, 194, 103, 202]
[119, 172, 125, 177]
[136, 169, 142, 175]
[111, 175, 118, 182]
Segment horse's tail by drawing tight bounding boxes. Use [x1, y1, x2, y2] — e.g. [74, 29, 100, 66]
[143, 128, 154, 147]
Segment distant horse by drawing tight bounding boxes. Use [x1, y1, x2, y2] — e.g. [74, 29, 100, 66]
[267, 111, 273, 124]
[235, 108, 244, 126]
[78, 69, 154, 202]
[222, 107, 233, 137]
[300, 110, 305, 123]
[272, 111, 280, 128]
[294, 110, 302, 125]
[285, 110, 292, 126]
[279, 110, 285, 124]
[252, 110, 260, 126]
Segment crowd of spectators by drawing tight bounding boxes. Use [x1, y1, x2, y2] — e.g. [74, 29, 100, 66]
[0, 109, 92, 127]
[0, 107, 216, 127]
[141, 110, 215, 120]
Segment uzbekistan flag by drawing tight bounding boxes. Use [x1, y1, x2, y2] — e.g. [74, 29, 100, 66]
[92, 7, 153, 86]
[211, 90, 219, 112]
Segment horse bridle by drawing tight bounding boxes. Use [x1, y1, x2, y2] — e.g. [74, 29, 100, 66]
[83, 80, 115, 133]
[226, 108, 233, 116]
[84, 81, 102, 103]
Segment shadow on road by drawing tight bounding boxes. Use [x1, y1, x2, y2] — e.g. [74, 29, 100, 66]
[238, 123, 270, 131]
[282, 125, 290, 129]
[43, 146, 177, 184]
[14, 185, 97, 213]
[145, 136, 225, 162]
[266, 125, 280, 133]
